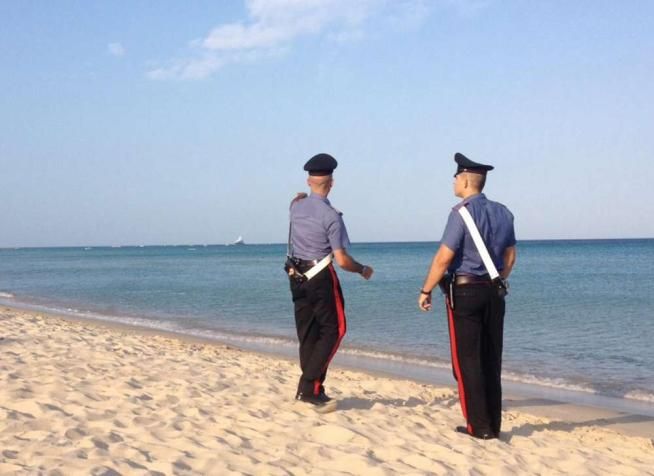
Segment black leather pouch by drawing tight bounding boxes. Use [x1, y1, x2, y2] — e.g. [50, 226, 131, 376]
[493, 278, 509, 298]
[284, 257, 307, 284]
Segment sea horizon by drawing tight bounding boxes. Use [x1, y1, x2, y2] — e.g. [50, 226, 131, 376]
[2, 236, 653, 250]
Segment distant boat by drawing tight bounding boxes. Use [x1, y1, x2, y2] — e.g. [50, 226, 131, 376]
[227, 236, 245, 246]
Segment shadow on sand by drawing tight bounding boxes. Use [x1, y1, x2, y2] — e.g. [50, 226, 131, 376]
[338, 395, 654, 443]
[336, 396, 431, 411]
[503, 398, 654, 442]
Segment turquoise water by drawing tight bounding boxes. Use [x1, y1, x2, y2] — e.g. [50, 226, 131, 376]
[0, 240, 652, 409]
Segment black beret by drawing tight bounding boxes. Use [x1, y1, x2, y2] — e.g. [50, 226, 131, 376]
[454, 152, 494, 177]
[304, 153, 338, 176]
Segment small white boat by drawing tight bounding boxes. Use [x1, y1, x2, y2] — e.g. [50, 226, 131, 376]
[227, 236, 245, 246]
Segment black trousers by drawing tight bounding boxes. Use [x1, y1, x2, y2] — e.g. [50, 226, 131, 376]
[289, 264, 346, 397]
[446, 283, 505, 436]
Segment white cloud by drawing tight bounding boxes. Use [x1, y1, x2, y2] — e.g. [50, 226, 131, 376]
[147, 0, 441, 80]
[147, 55, 225, 80]
[108, 42, 125, 57]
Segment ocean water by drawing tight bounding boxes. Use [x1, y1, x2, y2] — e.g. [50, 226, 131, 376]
[1, 240, 653, 413]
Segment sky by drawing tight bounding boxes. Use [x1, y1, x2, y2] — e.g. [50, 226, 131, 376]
[1, 0, 653, 247]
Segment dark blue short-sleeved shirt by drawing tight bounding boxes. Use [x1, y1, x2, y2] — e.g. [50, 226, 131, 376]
[441, 193, 516, 276]
[290, 193, 351, 260]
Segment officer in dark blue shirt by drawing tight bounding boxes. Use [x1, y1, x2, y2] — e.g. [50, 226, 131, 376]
[418, 153, 517, 440]
[287, 153, 374, 411]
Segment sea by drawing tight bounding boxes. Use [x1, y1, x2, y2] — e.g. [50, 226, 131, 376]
[1, 240, 653, 416]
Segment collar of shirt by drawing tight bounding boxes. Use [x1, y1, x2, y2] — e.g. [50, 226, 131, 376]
[309, 192, 331, 205]
[460, 193, 486, 206]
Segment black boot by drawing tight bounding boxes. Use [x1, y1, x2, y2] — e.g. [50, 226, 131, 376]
[455, 426, 497, 440]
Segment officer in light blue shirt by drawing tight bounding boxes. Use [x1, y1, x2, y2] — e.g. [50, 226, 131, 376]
[287, 153, 373, 411]
[290, 192, 351, 261]
[440, 193, 516, 277]
[418, 153, 517, 440]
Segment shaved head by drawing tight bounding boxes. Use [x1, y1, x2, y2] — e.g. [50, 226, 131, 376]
[307, 174, 334, 196]
[461, 172, 486, 192]
[308, 175, 332, 187]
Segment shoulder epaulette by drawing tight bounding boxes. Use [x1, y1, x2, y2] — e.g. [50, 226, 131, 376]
[328, 204, 344, 216]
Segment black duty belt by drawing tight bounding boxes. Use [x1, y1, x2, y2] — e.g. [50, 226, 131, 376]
[297, 258, 321, 267]
[289, 256, 333, 276]
[290, 258, 318, 272]
[455, 274, 492, 286]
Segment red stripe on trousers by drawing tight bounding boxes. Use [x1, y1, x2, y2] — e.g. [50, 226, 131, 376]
[446, 297, 472, 434]
[313, 265, 346, 393]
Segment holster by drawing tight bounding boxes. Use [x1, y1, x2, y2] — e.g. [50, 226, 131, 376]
[438, 274, 455, 310]
[493, 277, 509, 298]
[284, 257, 307, 284]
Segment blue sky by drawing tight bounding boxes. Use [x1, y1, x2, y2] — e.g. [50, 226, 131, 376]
[1, 1, 652, 247]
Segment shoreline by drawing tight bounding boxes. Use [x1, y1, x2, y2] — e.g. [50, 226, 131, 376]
[3, 303, 654, 439]
[3, 298, 654, 417]
[1, 305, 653, 474]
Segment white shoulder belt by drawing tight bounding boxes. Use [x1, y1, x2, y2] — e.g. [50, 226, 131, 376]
[457, 206, 500, 280]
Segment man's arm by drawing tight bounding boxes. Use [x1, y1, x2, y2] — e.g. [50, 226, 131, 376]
[333, 248, 373, 280]
[501, 246, 516, 279]
[418, 244, 456, 311]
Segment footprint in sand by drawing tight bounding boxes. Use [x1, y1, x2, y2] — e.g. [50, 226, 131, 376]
[40, 403, 73, 416]
[11, 386, 34, 399]
[123, 458, 147, 471]
[113, 418, 129, 429]
[173, 460, 193, 472]
[90, 466, 121, 476]
[74, 449, 88, 460]
[108, 431, 124, 443]
[171, 419, 193, 432]
[82, 391, 107, 402]
[91, 437, 110, 451]
[64, 427, 88, 441]
[164, 394, 180, 404]
[126, 378, 143, 389]
[133, 416, 159, 426]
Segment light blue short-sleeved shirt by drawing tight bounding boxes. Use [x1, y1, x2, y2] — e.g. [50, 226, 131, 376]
[290, 193, 351, 260]
[440, 193, 516, 276]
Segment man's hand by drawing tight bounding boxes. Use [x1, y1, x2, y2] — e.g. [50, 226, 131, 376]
[418, 245, 454, 311]
[418, 291, 432, 311]
[290, 192, 307, 206]
[334, 249, 373, 278]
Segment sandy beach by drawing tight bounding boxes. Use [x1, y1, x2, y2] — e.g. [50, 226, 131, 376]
[1, 306, 652, 475]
